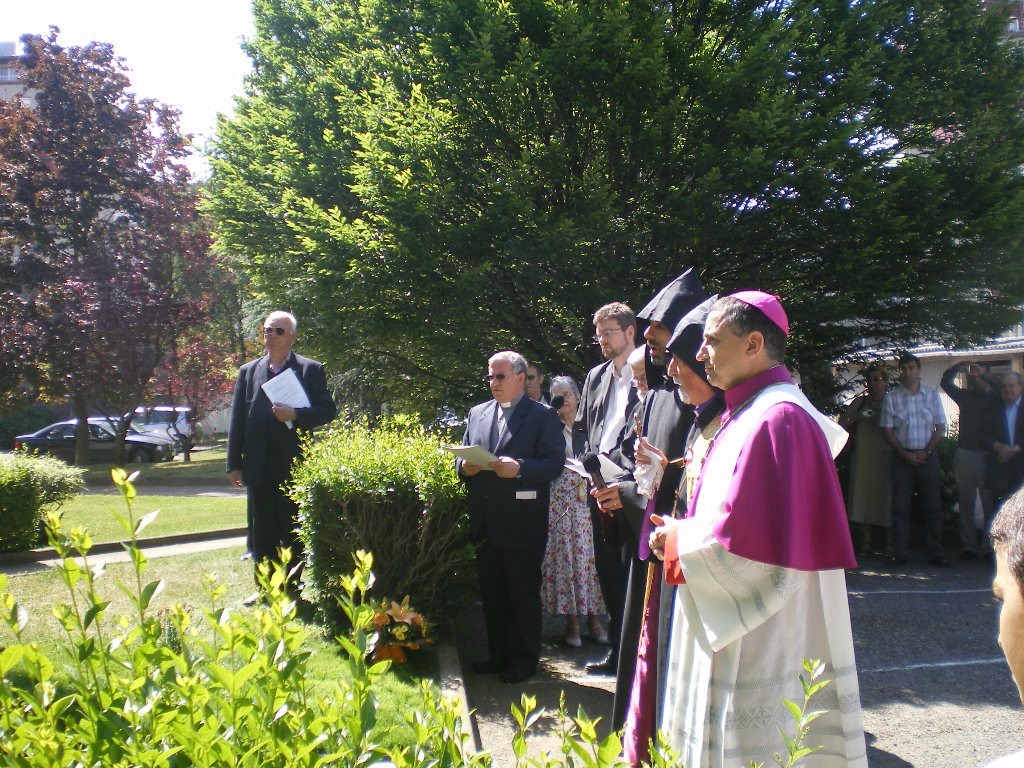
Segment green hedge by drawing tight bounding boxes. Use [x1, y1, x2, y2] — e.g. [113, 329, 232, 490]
[292, 417, 475, 631]
[0, 452, 84, 552]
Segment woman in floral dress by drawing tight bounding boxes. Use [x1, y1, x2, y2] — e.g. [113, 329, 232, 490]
[541, 376, 607, 647]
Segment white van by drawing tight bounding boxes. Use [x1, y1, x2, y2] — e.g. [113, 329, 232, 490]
[132, 405, 193, 451]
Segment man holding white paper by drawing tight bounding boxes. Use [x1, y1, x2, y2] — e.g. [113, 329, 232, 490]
[457, 351, 564, 683]
[227, 311, 336, 603]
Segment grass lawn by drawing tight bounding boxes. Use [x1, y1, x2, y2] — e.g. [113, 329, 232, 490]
[78, 441, 232, 486]
[55, 493, 246, 544]
[0, 543, 439, 749]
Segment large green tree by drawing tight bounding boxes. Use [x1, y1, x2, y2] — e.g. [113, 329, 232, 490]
[209, 0, 1024, 414]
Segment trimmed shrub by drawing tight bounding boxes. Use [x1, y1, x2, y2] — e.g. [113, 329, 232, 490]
[0, 451, 83, 552]
[292, 417, 475, 631]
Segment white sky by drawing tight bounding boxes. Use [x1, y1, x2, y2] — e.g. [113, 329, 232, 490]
[2, 1, 256, 179]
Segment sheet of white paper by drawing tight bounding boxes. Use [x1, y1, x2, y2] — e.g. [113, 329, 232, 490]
[261, 368, 311, 408]
[565, 453, 622, 482]
[261, 368, 311, 429]
[443, 444, 499, 469]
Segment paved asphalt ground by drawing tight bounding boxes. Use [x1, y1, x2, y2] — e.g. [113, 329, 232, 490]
[4, 486, 1022, 766]
[457, 550, 1024, 767]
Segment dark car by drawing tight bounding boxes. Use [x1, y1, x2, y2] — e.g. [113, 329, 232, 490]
[13, 419, 176, 463]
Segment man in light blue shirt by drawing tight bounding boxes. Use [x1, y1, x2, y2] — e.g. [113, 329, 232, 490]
[882, 352, 947, 567]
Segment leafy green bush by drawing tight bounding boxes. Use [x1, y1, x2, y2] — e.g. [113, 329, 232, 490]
[0, 451, 83, 552]
[292, 417, 475, 630]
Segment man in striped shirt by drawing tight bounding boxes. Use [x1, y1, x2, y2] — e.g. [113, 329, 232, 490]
[881, 352, 948, 567]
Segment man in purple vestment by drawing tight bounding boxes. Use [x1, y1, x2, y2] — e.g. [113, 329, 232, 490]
[650, 292, 865, 768]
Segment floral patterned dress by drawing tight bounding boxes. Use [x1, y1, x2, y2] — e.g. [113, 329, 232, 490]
[540, 430, 606, 617]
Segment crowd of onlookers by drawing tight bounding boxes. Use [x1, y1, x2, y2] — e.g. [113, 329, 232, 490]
[840, 354, 1024, 566]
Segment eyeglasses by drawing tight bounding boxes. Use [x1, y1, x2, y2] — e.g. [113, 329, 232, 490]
[593, 328, 623, 342]
[483, 373, 508, 383]
[263, 327, 288, 336]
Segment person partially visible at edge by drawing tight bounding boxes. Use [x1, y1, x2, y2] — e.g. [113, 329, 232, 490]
[457, 351, 565, 684]
[526, 363, 549, 404]
[573, 301, 639, 678]
[539, 375, 608, 649]
[839, 365, 892, 559]
[227, 311, 337, 605]
[621, 294, 725, 766]
[649, 292, 867, 767]
[940, 361, 1000, 560]
[989, 372, 1024, 511]
[987, 485, 1024, 767]
[591, 269, 704, 731]
[881, 352, 948, 567]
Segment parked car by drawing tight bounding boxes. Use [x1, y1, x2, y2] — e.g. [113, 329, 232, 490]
[131, 406, 193, 451]
[13, 419, 176, 463]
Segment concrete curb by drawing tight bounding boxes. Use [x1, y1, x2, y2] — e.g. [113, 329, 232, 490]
[438, 643, 484, 755]
[0, 527, 247, 566]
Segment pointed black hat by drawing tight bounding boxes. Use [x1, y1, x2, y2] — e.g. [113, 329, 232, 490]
[667, 294, 718, 378]
[636, 267, 707, 329]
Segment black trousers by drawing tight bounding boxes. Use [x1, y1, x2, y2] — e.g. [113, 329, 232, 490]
[590, 505, 628, 660]
[475, 537, 546, 674]
[891, 452, 943, 560]
[249, 469, 303, 585]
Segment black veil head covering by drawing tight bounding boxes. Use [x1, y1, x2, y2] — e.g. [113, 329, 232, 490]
[636, 267, 708, 330]
[667, 295, 718, 378]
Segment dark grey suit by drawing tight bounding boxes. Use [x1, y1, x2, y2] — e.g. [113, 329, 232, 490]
[459, 395, 564, 675]
[227, 352, 336, 566]
[572, 359, 639, 670]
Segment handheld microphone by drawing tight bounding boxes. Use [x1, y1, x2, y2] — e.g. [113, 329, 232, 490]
[581, 451, 622, 516]
[581, 452, 607, 489]
[550, 395, 565, 410]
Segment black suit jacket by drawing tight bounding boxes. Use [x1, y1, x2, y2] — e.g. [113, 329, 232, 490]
[459, 396, 565, 547]
[988, 398, 1024, 496]
[609, 381, 694, 546]
[573, 359, 640, 458]
[226, 352, 337, 485]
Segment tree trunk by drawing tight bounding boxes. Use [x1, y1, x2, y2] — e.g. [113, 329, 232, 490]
[72, 393, 91, 465]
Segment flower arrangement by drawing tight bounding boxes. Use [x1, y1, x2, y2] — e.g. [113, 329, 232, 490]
[368, 595, 432, 664]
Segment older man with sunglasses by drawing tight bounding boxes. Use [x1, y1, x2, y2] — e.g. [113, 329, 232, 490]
[227, 311, 336, 604]
[458, 351, 565, 683]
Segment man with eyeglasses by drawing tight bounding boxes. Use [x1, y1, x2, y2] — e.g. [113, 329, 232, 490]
[227, 311, 336, 605]
[574, 301, 640, 678]
[458, 351, 564, 683]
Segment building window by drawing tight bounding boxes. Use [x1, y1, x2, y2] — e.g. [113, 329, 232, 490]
[0, 64, 19, 83]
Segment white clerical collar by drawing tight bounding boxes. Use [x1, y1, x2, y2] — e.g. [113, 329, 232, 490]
[497, 394, 524, 411]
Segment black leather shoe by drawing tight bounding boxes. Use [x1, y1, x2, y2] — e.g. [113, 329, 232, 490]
[500, 666, 534, 684]
[885, 555, 907, 567]
[585, 653, 618, 675]
[928, 556, 951, 568]
[472, 659, 507, 674]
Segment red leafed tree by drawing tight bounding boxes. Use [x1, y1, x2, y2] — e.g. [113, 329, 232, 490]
[152, 334, 236, 461]
[0, 29, 217, 463]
